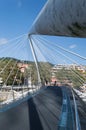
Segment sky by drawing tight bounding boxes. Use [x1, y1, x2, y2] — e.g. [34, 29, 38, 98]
[0, 0, 86, 65]
[0, 0, 46, 39]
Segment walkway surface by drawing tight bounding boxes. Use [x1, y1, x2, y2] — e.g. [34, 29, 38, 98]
[0, 86, 62, 130]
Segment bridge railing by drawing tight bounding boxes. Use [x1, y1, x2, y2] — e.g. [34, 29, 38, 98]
[71, 89, 81, 130]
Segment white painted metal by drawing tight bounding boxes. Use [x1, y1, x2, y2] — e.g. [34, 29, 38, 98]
[30, 0, 86, 37]
[29, 36, 41, 89]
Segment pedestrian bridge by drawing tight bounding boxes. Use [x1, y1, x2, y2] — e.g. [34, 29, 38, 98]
[0, 86, 85, 130]
[0, 0, 86, 130]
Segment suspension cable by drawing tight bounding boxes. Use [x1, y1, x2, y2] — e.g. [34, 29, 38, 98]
[0, 59, 13, 74]
[37, 35, 86, 60]
[31, 35, 85, 85]
[32, 36, 86, 82]
[31, 36, 63, 64]
[34, 36, 79, 65]
[29, 35, 41, 89]
[3, 61, 18, 87]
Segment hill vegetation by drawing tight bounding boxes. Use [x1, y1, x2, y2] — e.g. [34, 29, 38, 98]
[0, 58, 52, 86]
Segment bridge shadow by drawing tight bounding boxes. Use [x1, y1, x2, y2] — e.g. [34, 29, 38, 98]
[27, 98, 43, 130]
[0, 86, 62, 130]
[27, 86, 62, 130]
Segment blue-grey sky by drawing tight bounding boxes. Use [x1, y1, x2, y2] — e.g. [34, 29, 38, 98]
[0, 0, 46, 39]
[0, 0, 86, 65]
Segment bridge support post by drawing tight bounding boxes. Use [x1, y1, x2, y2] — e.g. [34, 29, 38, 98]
[28, 34, 41, 90]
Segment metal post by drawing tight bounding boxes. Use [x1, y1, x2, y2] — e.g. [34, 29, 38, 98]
[28, 35, 41, 90]
[71, 89, 81, 130]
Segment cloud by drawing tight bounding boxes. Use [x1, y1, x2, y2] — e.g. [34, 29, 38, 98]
[0, 38, 8, 45]
[17, 1, 22, 8]
[69, 44, 77, 49]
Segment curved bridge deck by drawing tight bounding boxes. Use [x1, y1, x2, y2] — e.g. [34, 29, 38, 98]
[0, 86, 86, 130]
[0, 86, 62, 130]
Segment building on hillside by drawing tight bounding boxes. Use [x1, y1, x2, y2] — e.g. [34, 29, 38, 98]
[51, 64, 77, 72]
[51, 64, 86, 72]
[17, 63, 29, 73]
[75, 65, 86, 73]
